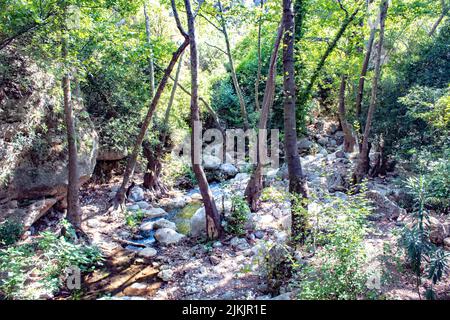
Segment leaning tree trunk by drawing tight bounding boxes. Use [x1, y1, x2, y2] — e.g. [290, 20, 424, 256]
[355, 15, 376, 124]
[429, 0, 448, 36]
[353, 0, 389, 184]
[282, 0, 309, 244]
[142, 53, 184, 195]
[254, 0, 264, 111]
[218, 0, 249, 130]
[185, 0, 222, 239]
[144, 1, 156, 98]
[114, 0, 189, 208]
[245, 22, 283, 211]
[337, 74, 356, 153]
[61, 8, 81, 230]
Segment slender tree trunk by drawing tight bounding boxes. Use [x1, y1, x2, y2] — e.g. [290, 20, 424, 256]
[61, 8, 81, 230]
[144, 1, 156, 98]
[282, 0, 309, 244]
[245, 22, 283, 211]
[297, 3, 362, 128]
[218, 0, 249, 130]
[353, 0, 389, 184]
[142, 53, 184, 194]
[185, 0, 222, 239]
[254, 0, 264, 111]
[337, 75, 356, 153]
[114, 1, 189, 208]
[429, 0, 448, 36]
[355, 20, 376, 122]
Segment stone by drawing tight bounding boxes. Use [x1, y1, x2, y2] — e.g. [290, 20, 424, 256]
[190, 207, 206, 237]
[274, 231, 289, 244]
[154, 228, 185, 245]
[297, 138, 313, 152]
[129, 186, 145, 202]
[209, 255, 221, 265]
[203, 155, 222, 170]
[138, 247, 157, 258]
[428, 217, 447, 245]
[219, 163, 238, 178]
[254, 230, 265, 239]
[366, 190, 406, 221]
[136, 201, 151, 210]
[158, 269, 174, 282]
[97, 147, 127, 161]
[126, 204, 140, 211]
[327, 169, 348, 193]
[230, 237, 250, 251]
[122, 282, 148, 296]
[143, 207, 167, 219]
[329, 139, 337, 147]
[317, 136, 329, 146]
[0, 197, 59, 230]
[271, 292, 293, 300]
[152, 219, 177, 231]
[139, 221, 155, 232]
[234, 173, 250, 182]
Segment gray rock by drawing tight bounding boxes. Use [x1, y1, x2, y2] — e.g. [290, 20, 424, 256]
[219, 163, 238, 178]
[190, 207, 206, 237]
[203, 155, 222, 170]
[143, 207, 167, 219]
[129, 186, 145, 202]
[138, 247, 157, 258]
[126, 204, 140, 211]
[230, 237, 250, 251]
[154, 228, 185, 245]
[136, 201, 151, 210]
[317, 136, 329, 146]
[297, 138, 313, 152]
[157, 269, 174, 282]
[97, 147, 127, 161]
[366, 190, 406, 221]
[335, 151, 346, 158]
[254, 230, 265, 239]
[153, 219, 177, 231]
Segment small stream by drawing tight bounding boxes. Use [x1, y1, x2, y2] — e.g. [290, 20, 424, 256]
[126, 182, 225, 250]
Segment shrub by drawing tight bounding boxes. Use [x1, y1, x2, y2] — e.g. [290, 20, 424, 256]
[124, 209, 145, 229]
[0, 220, 23, 246]
[226, 195, 250, 236]
[0, 228, 103, 299]
[297, 191, 373, 300]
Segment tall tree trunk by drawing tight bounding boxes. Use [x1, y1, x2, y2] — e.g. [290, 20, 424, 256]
[144, 1, 155, 98]
[61, 7, 81, 230]
[254, 0, 264, 111]
[142, 53, 184, 194]
[218, 0, 249, 130]
[337, 74, 356, 153]
[353, 0, 389, 184]
[114, 0, 189, 208]
[282, 0, 309, 244]
[245, 21, 283, 211]
[429, 0, 448, 36]
[355, 14, 376, 122]
[185, 0, 222, 239]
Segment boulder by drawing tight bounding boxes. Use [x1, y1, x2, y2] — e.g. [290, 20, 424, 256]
[317, 136, 329, 146]
[157, 269, 174, 282]
[129, 186, 145, 202]
[297, 138, 313, 153]
[190, 207, 206, 237]
[0, 197, 59, 229]
[219, 163, 238, 178]
[0, 48, 98, 202]
[138, 247, 157, 259]
[366, 190, 406, 221]
[152, 219, 177, 231]
[143, 207, 167, 219]
[428, 217, 447, 245]
[327, 169, 348, 192]
[203, 155, 221, 170]
[97, 147, 127, 161]
[154, 228, 185, 245]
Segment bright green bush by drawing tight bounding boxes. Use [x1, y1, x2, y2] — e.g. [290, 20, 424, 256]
[226, 195, 251, 236]
[0, 229, 103, 299]
[0, 220, 23, 246]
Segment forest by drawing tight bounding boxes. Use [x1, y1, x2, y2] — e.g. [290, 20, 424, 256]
[0, 0, 449, 301]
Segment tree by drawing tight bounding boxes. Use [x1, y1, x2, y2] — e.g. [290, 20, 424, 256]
[114, 0, 189, 207]
[254, 0, 264, 112]
[282, 0, 309, 243]
[61, 2, 81, 231]
[143, 1, 156, 98]
[245, 21, 284, 211]
[201, 0, 250, 130]
[353, 0, 389, 184]
[337, 74, 356, 152]
[185, 0, 223, 239]
[429, 0, 449, 36]
[355, 0, 377, 124]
